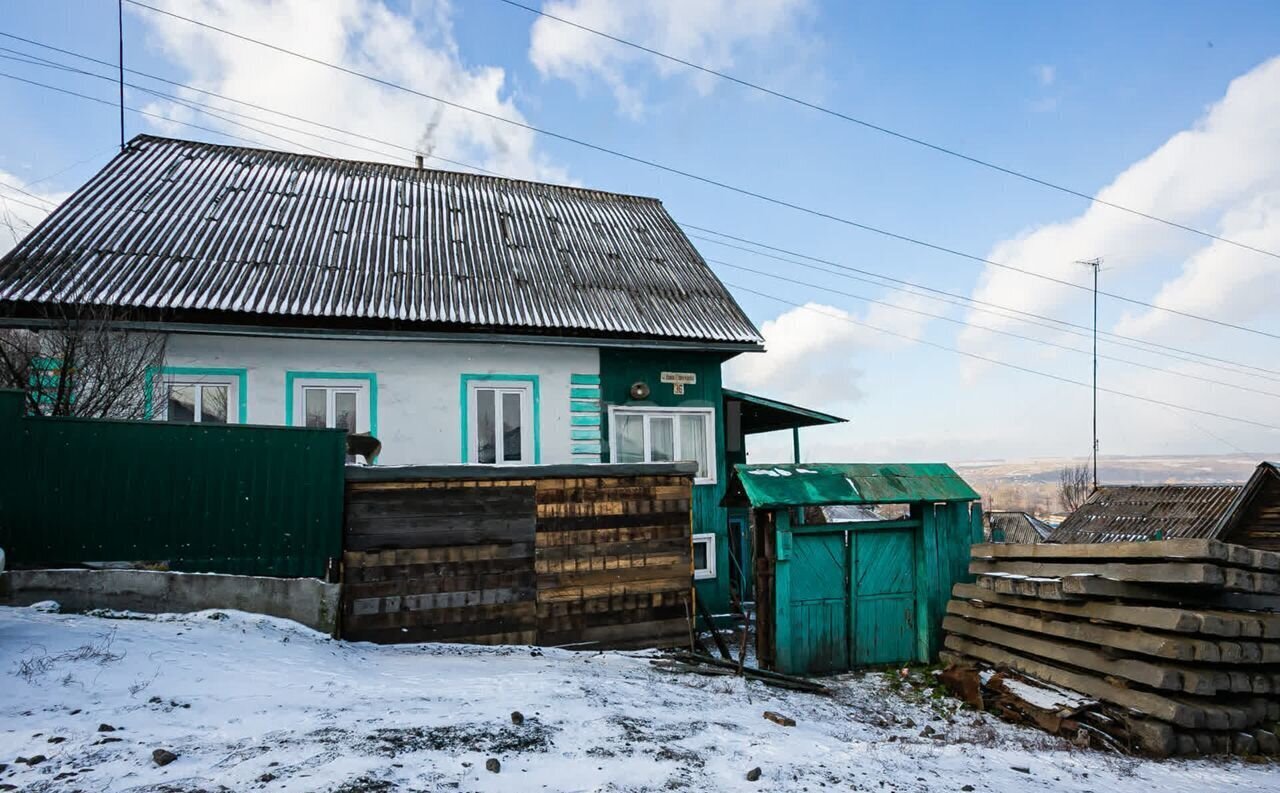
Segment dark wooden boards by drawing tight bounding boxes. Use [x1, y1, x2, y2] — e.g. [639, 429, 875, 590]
[341, 473, 694, 649]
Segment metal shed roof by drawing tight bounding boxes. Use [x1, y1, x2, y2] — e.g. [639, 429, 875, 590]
[0, 135, 763, 348]
[723, 388, 847, 434]
[729, 463, 980, 508]
[986, 511, 1055, 544]
[1047, 484, 1243, 543]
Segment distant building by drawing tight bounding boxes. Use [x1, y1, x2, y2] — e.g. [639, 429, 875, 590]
[985, 510, 1055, 544]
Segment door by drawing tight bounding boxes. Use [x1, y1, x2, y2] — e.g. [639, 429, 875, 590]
[850, 528, 917, 666]
[786, 531, 850, 673]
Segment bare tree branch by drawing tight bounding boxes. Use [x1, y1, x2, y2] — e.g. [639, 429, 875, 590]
[1057, 462, 1094, 514]
[0, 304, 166, 420]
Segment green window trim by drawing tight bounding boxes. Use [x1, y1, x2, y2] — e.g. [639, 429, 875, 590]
[146, 366, 249, 423]
[570, 386, 601, 400]
[571, 428, 602, 441]
[570, 373, 601, 385]
[459, 373, 541, 464]
[284, 371, 378, 438]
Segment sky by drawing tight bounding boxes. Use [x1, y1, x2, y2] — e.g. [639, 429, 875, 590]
[1, 0, 1279, 464]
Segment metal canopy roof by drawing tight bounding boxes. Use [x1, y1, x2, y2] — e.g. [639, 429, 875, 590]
[723, 388, 846, 434]
[0, 135, 763, 348]
[728, 463, 979, 508]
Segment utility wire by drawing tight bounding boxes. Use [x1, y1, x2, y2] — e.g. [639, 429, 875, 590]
[0, 178, 58, 208]
[4, 40, 1277, 388]
[7, 56, 1279, 432]
[722, 280, 1280, 433]
[113, 0, 1280, 341]
[686, 226, 1280, 383]
[710, 257, 1280, 400]
[492, 0, 1280, 264]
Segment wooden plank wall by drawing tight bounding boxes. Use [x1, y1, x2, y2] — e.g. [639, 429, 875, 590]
[1225, 472, 1280, 552]
[342, 480, 539, 645]
[535, 475, 692, 649]
[340, 473, 693, 649]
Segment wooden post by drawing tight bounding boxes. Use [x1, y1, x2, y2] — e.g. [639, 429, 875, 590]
[791, 427, 801, 463]
[773, 509, 794, 674]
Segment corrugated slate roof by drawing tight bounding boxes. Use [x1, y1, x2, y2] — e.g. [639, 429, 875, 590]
[1047, 484, 1243, 543]
[729, 463, 980, 508]
[0, 135, 762, 347]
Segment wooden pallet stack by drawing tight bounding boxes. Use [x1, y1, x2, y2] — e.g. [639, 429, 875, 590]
[941, 539, 1280, 757]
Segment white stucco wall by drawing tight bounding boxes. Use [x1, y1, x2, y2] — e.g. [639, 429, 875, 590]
[163, 333, 599, 466]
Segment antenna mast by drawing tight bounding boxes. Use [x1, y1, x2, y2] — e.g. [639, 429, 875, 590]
[1077, 257, 1103, 488]
[118, 0, 125, 151]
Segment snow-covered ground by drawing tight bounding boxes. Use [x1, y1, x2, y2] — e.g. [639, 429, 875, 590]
[1, 605, 1276, 792]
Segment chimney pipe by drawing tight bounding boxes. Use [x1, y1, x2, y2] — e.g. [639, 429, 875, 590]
[414, 154, 424, 170]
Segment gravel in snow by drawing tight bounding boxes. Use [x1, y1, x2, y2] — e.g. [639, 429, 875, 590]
[0, 605, 1276, 792]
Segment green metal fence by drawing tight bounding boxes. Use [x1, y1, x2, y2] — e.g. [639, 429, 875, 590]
[0, 389, 345, 577]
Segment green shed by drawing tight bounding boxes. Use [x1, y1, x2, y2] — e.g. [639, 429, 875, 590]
[724, 463, 983, 675]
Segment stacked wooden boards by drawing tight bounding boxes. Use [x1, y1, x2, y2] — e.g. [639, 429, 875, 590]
[341, 470, 693, 649]
[941, 539, 1280, 757]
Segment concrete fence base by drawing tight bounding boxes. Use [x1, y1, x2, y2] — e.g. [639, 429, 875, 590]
[0, 569, 341, 635]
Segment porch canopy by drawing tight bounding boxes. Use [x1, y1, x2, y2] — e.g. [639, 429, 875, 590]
[723, 388, 846, 435]
[725, 462, 979, 508]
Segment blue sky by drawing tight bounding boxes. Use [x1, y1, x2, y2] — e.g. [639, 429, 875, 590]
[2, 0, 1279, 462]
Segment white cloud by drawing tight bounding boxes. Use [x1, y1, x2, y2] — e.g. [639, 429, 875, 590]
[725, 294, 932, 407]
[962, 55, 1280, 350]
[956, 55, 1280, 452]
[528, 0, 814, 118]
[0, 172, 67, 258]
[1034, 64, 1056, 87]
[133, 0, 569, 182]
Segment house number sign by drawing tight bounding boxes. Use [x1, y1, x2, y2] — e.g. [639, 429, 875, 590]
[660, 371, 696, 395]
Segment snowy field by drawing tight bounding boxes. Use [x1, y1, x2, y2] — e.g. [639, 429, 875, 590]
[1, 605, 1277, 792]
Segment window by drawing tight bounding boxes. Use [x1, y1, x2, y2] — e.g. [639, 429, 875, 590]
[692, 533, 716, 580]
[287, 373, 375, 462]
[167, 383, 229, 424]
[465, 379, 535, 465]
[608, 406, 715, 484]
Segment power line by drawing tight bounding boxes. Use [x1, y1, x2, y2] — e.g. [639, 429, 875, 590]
[0, 33, 502, 175]
[5, 44, 1274, 393]
[492, 0, 1280, 264]
[0, 178, 58, 208]
[10, 40, 1280, 393]
[722, 280, 1280, 433]
[7, 53, 1277, 434]
[709, 257, 1280, 400]
[113, 0, 1280, 341]
[6, 30, 1272, 382]
[686, 225, 1280, 383]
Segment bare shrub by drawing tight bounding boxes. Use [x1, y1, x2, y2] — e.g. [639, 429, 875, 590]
[14, 630, 125, 682]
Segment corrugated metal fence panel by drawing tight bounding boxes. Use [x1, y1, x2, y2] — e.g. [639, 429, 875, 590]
[0, 394, 345, 577]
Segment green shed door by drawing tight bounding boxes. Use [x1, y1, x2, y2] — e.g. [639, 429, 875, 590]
[787, 532, 850, 673]
[850, 528, 917, 666]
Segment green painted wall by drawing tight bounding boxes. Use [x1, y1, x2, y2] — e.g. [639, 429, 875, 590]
[598, 349, 735, 614]
[0, 389, 345, 578]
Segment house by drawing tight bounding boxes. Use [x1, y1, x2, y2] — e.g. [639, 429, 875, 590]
[1049, 463, 1280, 552]
[985, 510, 1055, 544]
[0, 134, 840, 614]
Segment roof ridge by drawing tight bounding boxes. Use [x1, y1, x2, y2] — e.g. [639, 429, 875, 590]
[128, 134, 666, 205]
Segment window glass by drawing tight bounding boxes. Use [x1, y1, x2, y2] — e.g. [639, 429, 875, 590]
[167, 384, 196, 422]
[304, 388, 327, 429]
[615, 413, 644, 464]
[679, 413, 709, 479]
[502, 391, 522, 462]
[649, 416, 674, 462]
[693, 539, 709, 571]
[200, 385, 228, 424]
[334, 391, 358, 433]
[476, 388, 497, 464]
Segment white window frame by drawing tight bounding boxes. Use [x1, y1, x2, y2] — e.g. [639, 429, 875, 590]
[290, 377, 371, 435]
[466, 379, 535, 466]
[162, 376, 239, 424]
[607, 405, 717, 485]
[692, 533, 717, 580]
